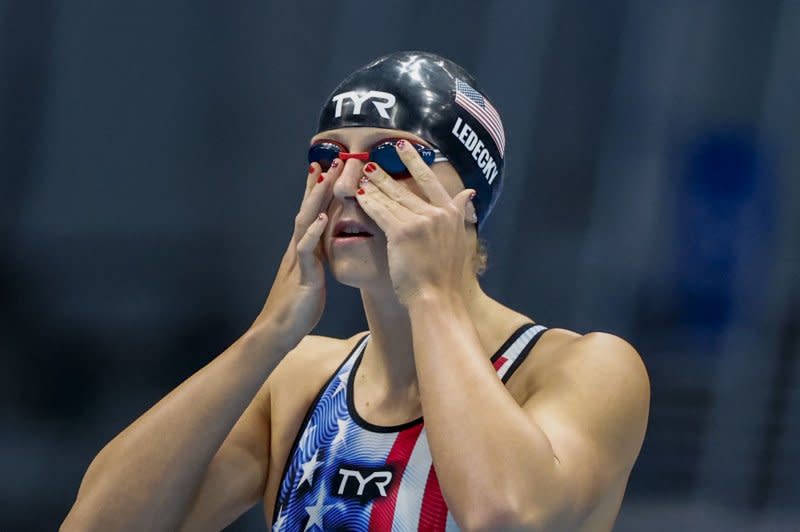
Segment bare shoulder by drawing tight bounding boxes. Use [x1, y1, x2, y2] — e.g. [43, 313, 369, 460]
[529, 327, 649, 397]
[268, 331, 368, 397]
[525, 328, 650, 473]
[537, 329, 649, 386]
[264, 332, 368, 440]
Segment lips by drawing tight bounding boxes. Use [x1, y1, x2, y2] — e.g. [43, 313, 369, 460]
[333, 219, 374, 238]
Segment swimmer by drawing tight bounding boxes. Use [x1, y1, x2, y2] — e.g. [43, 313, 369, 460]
[62, 51, 649, 532]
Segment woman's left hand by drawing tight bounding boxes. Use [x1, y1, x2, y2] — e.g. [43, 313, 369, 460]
[355, 139, 476, 306]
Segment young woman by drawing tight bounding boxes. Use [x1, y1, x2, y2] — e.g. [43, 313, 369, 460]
[63, 51, 649, 532]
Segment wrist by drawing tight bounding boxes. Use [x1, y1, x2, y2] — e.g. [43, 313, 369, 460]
[405, 287, 467, 314]
[242, 319, 301, 358]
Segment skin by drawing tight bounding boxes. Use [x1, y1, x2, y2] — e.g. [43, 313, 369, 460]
[61, 126, 650, 532]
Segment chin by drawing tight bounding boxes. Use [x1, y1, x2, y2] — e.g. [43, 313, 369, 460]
[329, 257, 385, 289]
[324, 234, 389, 289]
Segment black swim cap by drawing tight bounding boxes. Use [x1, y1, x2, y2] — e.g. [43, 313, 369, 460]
[317, 51, 506, 230]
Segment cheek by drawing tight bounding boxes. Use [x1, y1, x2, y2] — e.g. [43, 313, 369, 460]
[325, 202, 338, 218]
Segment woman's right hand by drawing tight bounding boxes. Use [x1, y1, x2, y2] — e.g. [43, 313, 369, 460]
[252, 159, 341, 350]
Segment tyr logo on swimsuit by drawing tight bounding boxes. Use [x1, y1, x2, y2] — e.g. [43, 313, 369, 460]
[336, 466, 394, 501]
[331, 90, 397, 119]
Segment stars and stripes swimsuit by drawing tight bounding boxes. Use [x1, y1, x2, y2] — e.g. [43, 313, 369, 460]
[273, 323, 548, 531]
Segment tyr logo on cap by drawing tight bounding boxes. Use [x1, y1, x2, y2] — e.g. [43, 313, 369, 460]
[331, 90, 396, 119]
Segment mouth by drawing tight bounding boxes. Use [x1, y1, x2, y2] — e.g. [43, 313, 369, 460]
[333, 220, 374, 240]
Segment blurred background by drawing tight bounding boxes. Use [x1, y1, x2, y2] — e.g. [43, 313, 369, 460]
[1, 0, 798, 530]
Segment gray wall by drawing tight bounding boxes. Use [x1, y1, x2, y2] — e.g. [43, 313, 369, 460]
[1, 0, 798, 529]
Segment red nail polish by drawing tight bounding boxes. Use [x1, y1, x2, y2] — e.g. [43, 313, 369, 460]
[364, 162, 376, 173]
[357, 188, 365, 195]
[396, 139, 406, 150]
[308, 164, 315, 174]
[317, 174, 324, 183]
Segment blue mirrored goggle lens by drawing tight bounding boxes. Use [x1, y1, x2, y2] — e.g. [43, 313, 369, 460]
[307, 141, 437, 177]
[307, 143, 341, 171]
[370, 142, 436, 175]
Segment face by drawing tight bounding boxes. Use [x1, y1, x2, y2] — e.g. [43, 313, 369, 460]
[309, 127, 467, 289]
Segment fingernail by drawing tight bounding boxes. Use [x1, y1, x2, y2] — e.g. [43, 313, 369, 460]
[364, 162, 377, 173]
[396, 139, 406, 151]
[469, 191, 477, 200]
[357, 188, 366, 195]
[318, 213, 324, 221]
[331, 159, 340, 169]
[317, 174, 324, 183]
[308, 164, 315, 174]
[359, 176, 369, 186]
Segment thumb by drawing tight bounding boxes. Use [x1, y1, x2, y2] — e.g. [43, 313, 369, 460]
[455, 189, 478, 224]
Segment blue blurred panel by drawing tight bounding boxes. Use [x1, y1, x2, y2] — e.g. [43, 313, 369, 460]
[674, 128, 774, 346]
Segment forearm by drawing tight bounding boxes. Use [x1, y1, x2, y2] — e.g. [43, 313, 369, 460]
[64, 324, 284, 531]
[407, 293, 562, 529]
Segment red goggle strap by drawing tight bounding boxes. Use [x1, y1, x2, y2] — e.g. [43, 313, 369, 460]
[338, 152, 370, 161]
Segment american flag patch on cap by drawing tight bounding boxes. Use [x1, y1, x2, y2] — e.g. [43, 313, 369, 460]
[454, 79, 505, 156]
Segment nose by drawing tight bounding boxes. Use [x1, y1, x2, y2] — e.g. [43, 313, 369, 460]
[332, 158, 365, 201]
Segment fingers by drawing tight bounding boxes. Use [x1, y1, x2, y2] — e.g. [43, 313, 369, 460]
[362, 162, 431, 215]
[395, 140, 451, 206]
[355, 180, 406, 233]
[455, 189, 478, 224]
[296, 212, 328, 284]
[303, 163, 321, 201]
[294, 159, 341, 240]
[357, 168, 477, 234]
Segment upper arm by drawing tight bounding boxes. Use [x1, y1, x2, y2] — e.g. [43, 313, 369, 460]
[179, 379, 271, 532]
[523, 332, 650, 516]
[178, 334, 347, 531]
